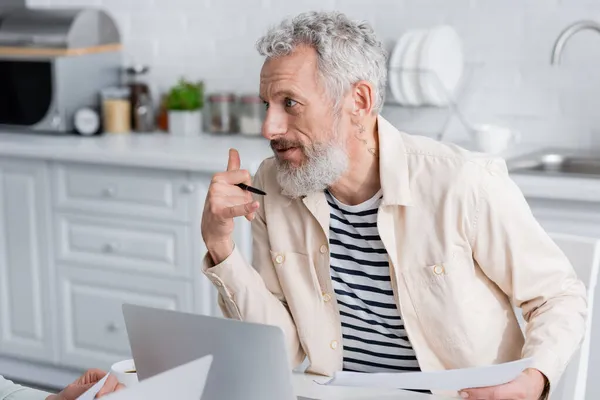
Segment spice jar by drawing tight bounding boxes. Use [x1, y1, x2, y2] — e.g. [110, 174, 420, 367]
[101, 87, 131, 134]
[208, 93, 237, 133]
[238, 94, 264, 136]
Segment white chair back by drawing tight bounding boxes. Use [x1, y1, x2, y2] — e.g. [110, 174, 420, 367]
[514, 233, 600, 400]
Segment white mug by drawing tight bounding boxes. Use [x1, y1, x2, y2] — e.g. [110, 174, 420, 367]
[472, 124, 520, 154]
[110, 359, 139, 387]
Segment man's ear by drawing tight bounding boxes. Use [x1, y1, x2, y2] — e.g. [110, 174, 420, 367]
[351, 80, 375, 116]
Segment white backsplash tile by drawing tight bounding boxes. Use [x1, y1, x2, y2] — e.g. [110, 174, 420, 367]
[23, 0, 600, 148]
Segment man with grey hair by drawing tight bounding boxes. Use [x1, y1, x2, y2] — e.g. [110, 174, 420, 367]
[201, 11, 585, 400]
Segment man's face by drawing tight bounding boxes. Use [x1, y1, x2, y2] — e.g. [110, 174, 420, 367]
[259, 45, 350, 197]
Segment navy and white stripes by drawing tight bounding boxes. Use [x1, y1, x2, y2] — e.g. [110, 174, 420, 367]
[326, 190, 420, 373]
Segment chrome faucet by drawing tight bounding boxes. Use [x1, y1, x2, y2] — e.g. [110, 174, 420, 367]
[551, 20, 600, 64]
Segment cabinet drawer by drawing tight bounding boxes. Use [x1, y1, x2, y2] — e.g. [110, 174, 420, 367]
[58, 266, 193, 370]
[53, 163, 196, 222]
[56, 214, 192, 278]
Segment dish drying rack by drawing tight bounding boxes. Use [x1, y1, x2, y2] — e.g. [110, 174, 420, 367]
[383, 63, 479, 142]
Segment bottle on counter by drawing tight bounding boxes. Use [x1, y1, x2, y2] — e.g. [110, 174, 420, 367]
[156, 93, 169, 132]
[101, 87, 131, 134]
[238, 94, 264, 136]
[207, 93, 237, 134]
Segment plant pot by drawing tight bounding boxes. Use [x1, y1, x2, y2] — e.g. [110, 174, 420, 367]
[168, 110, 202, 136]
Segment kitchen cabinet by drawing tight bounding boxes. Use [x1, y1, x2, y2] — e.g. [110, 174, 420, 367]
[49, 163, 221, 371]
[58, 266, 193, 370]
[0, 130, 273, 388]
[517, 191, 600, 400]
[0, 158, 55, 363]
[0, 158, 252, 377]
[524, 197, 600, 237]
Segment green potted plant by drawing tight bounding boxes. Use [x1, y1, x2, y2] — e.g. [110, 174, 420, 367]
[166, 78, 204, 136]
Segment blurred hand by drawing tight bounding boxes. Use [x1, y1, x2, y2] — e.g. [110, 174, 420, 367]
[46, 369, 124, 400]
[201, 148, 259, 263]
[459, 368, 546, 400]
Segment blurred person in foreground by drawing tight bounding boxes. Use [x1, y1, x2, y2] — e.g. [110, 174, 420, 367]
[200, 11, 587, 400]
[0, 370, 123, 400]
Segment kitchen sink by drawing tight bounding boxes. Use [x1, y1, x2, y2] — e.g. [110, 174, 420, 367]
[508, 149, 600, 178]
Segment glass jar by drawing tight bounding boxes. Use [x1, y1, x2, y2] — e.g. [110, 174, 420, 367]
[101, 87, 131, 134]
[125, 65, 154, 132]
[208, 93, 237, 133]
[238, 94, 264, 136]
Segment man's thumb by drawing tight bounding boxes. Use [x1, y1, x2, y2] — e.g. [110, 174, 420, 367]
[227, 148, 241, 171]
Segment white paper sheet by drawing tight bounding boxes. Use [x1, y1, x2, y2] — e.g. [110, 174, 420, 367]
[76, 374, 110, 400]
[102, 355, 213, 400]
[315, 357, 533, 391]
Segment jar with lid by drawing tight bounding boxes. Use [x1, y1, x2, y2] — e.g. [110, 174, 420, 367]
[238, 94, 265, 136]
[101, 87, 131, 134]
[208, 93, 237, 133]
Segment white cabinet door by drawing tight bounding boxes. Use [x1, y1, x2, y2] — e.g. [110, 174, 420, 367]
[58, 266, 193, 370]
[0, 158, 55, 363]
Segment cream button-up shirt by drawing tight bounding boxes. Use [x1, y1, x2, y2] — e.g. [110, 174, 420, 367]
[204, 116, 587, 397]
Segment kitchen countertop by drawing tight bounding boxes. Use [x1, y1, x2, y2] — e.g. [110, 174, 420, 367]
[457, 141, 600, 204]
[0, 131, 273, 174]
[0, 131, 598, 204]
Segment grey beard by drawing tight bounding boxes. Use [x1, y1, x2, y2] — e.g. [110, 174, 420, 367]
[275, 142, 348, 199]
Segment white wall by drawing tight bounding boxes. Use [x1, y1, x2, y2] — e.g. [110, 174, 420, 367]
[26, 0, 600, 147]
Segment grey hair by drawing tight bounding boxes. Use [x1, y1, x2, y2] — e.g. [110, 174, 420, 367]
[256, 11, 388, 112]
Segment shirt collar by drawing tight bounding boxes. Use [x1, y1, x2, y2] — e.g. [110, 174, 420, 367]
[377, 115, 412, 206]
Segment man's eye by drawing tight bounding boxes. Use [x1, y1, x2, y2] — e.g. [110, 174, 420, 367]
[263, 101, 269, 110]
[285, 98, 298, 108]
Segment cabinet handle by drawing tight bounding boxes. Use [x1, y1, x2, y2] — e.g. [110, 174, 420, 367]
[106, 322, 120, 333]
[103, 242, 119, 253]
[181, 184, 195, 194]
[102, 187, 116, 198]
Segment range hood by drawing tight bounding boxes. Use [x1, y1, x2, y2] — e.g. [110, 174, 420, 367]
[0, 7, 121, 53]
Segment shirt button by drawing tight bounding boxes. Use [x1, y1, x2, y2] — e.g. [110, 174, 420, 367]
[320, 244, 328, 254]
[213, 280, 223, 287]
[323, 293, 331, 303]
[433, 264, 445, 275]
[330, 340, 338, 350]
[275, 254, 285, 264]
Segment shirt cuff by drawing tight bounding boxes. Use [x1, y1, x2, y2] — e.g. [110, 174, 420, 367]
[202, 245, 255, 295]
[526, 350, 565, 396]
[202, 245, 261, 319]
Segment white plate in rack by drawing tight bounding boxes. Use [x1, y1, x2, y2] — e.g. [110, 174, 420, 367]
[400, 29, 428, 106]
[418, 25, 464, 106]
[388, 31, 415, 105]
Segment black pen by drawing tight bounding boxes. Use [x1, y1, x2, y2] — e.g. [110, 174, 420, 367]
[236, 183, 267, 196]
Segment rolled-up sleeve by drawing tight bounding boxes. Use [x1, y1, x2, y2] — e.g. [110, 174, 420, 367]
[0, 376, 49, 400]
[470, 159, 587, 390]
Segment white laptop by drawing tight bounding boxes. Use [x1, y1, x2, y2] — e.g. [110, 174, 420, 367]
[122, 304, 310, 400]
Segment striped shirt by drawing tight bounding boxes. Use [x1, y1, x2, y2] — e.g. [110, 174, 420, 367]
[326, 189, 420, 373]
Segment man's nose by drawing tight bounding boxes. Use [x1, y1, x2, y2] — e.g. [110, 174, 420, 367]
[262, 110, 287, 140]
